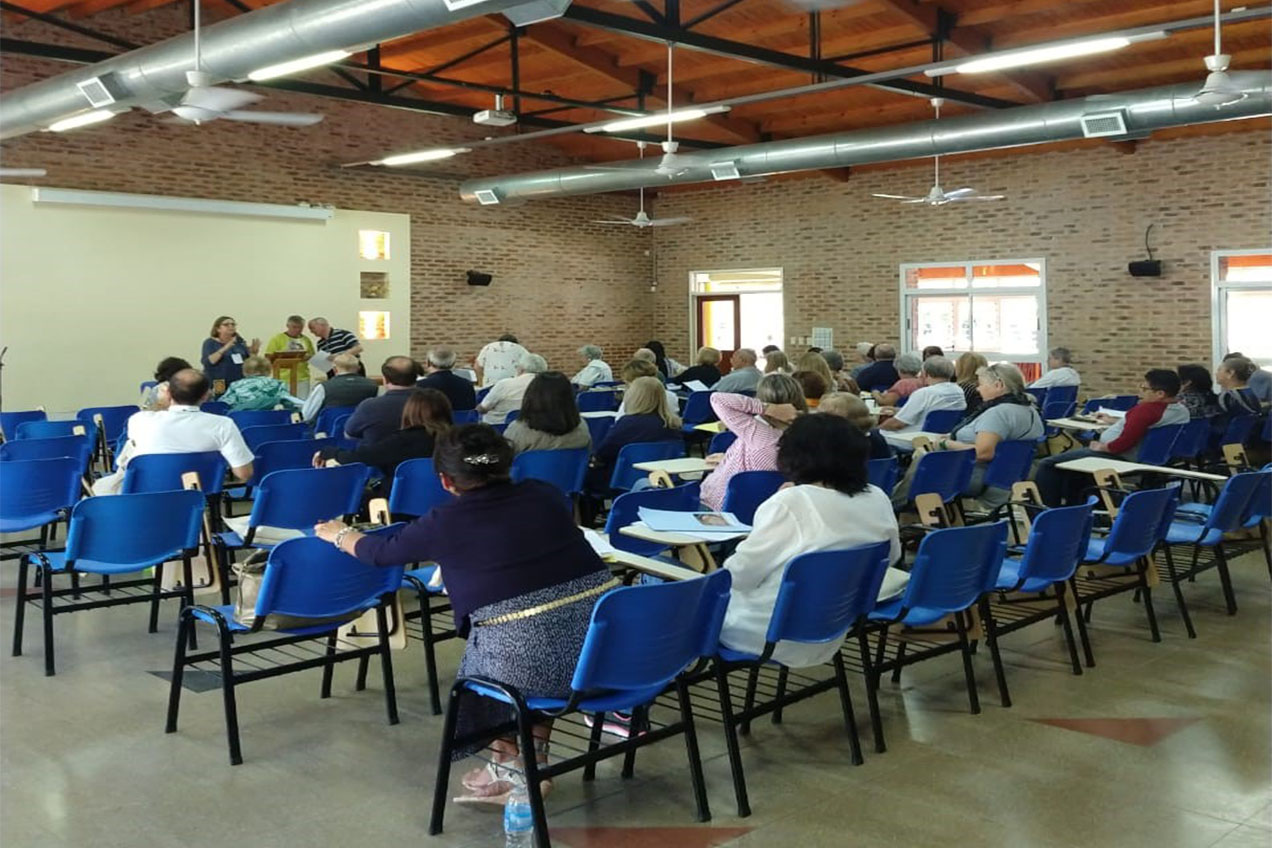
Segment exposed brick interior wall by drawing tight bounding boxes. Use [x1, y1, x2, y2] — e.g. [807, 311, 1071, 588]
[651, 131, 1271, 397]
[0, 7, 655, 375]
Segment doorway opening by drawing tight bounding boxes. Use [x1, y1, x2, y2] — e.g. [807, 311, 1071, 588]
[690, 268, 784, 373]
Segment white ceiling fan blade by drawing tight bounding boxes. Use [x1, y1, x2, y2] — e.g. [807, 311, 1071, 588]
[872, 193, 922, 200]
[648, 217, 693, 226]
[953, 195, 1006, 201]
[182, 86, 261, 112]
[593, 219, 637, 225]
[222, 110, 323, 126]
[903, 198, 930, 204]
[944, 187, 978, 197]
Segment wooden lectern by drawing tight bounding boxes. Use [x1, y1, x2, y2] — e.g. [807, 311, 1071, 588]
[266, 351, 309, 395]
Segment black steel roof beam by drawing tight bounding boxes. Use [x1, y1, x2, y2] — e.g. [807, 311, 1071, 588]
[631, 1, 665, 24]
[684, 0, 746, 29]
[0, 2, 139, 50]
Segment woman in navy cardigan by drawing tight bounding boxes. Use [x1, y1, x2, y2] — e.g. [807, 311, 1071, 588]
[315, 424, 613, 805]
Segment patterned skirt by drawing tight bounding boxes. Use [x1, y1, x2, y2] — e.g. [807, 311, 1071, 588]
[452, 570, 614, 759]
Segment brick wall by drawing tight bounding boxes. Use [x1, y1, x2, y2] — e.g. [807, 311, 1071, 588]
[650, 130, 1271, 397]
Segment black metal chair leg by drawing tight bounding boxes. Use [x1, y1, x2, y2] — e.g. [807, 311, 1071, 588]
[1163, 546, 1196, 639]
[856, 630, 886, 753]
[675, 677, 712, 824]
[621, 706, 643, 779]
[891, 640, 907, 683]
[582, 711, 605, 781]
[832, 653, 863, 766]
[419, 590, 443, 716]
[148, 565, 163, 634]
[1260, 522, 1271, 580]
[740, 667, 760, 736]
[166, 611, 191, 733]
[1069, 578, 1096, 668]
[376, 603, 399, 725]
[216, 624, 244, 765]
[517, 707, 552, 848]
[771, 666, 790, 725]
[41, 563, 55, 677]
[1213, 545, 1238, 615]
[979, 598, 1011, 708]
[1055, 583, 1082, 675]
[12, 555, 29, 657]
[1139, 558, 1161, 643]
[182, 556, 198, 651]
[713, 663, 751, 817]
[428, 684, 463, 836]
[953, 609, 979, 714]
[355, 654, 370, 691]
[320, 632, 338, 699]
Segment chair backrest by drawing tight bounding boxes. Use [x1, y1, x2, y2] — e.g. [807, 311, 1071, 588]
[140, 380, 158, 395]
[609, 440, 686, 491]
[584, 415, 614, 447]
[241, 423, 308, 452]
[921, 408, 964, 434]
[511, 448, 590, 496]
[329, 410, 355, 442]
[708, 429, 737, 455]
[908, 448, 975, 504]
[254, 536, 405, 627]
[1171, 418, 1210, 461]
[123, 451, 230, 495]
[0, 435, 93, 471]
[1202, 472, 1265, 534]
[680, 391, 717, 427]
[248, 464, 370, 530]
[577, 391, 617, 413]
[898, 521, 1008, 613]
[228, 409, 293, 431]
[1220, 414, 1259, 447]
[0, 409, 47, 439]
[1097, 486, 1177, 562]
[604, 483, 702, 556]
[200, 401, 230, 416]
[1025, 387, 1048, 407]
[766, 541, 892, 644]
[569, 569, 732, 694]
[504, 409, 520, 425]
[1136, 424, 1182, 466]
[982, 440, 1037, 491]
[1046, 385, 1078, 407]
[452, 409, 480, 424]
[314, 405, 349, 437]
[248, 439, 335, 486]
[14, 419, 95, 442]
[1244, 469, 1272, 522]
[388, 457, 455, 517]
[867, 456, 899, 495]
[1041, 399, 1076, 425]
[721, 470, 785, 525]
[1014, 499, 1096, 584]
[0, 457, 82, 530]
[76, 405, 136, 443]
[1083, 395, 1137, 414]
[64, 490, 204, 571]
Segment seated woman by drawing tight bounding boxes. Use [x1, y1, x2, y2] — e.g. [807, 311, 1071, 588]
[632, 348, 669, 384]
[819, 350, 859, 393]
[955, 352, 989, 414]
[615, 358, 680, 419]
[1176, 363, 1221, 420]
[571, 345, 613, 388]
[720, 414, 904, 666]
[504, 371, 592, 454]
[890, 362, 1042, 511]
[315, 425, 614, 804]
[763, 350, 792, 375]
[140, 356, 192, 411]
[218, 356, 302, 411]
[586, 376, 682, 493]
[317, 388, 452, 481]
[673, 346, 723, 388]
[700, 374, 805, 510]
[1216, 356, 1263, 418]
[644, 339, 684, 381]
[873, 353, 922, 408]
[791, 370, 829, 408]
[818, 392, 892, 459]
[794, 351, 837, 394]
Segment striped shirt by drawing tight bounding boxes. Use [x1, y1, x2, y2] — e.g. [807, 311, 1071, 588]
[701, 393, 784, 510]
[318, 328, 360, 356]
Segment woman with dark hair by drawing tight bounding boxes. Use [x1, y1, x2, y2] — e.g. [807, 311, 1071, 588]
[316, 388, 452, 480]
[140, 356, 193, 410]
[1176, 363, 1221, 420]
[201, 315, 260, 394]
[504, 372, 592, 454]
[315, 424, 614, 804]
[718, 414, 903, 666]
[921, 345, 945, 360]
[790, 370, 828, 407]
[643, 340, 683, 380]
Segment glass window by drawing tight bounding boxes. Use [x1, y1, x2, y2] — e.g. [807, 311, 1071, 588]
[358, 230, 390, 261]
[1213, 251, 1272, 367]
[358, 311, 390, 340]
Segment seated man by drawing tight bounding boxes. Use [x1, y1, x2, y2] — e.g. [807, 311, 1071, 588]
[878, 355, 964, 435]
[1034, 369, 1189, 506]
[1029, 347, 1081, 389]
[855, 343, 899, 393]
[93, 369, 253, 495]
[479, 352, 547, 425]
[713, 348, 763, 394]
[572, 344, 614, 388]
[417, 346, 477, 411]
[344, 356, 418, 445]
[300, 353, 379, 423]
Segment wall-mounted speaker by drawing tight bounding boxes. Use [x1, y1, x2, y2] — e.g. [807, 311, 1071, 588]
[466, 270, 492, 287]
[1128, 260, 1162, 277]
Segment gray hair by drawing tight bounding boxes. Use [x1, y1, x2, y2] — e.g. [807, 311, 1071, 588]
[1050, 346, 1073, 364]
[855, 342, 873, 357]
[517, 353, 548, 374]
[874, 343, 897, 360]
[633, 348, 656, 363]
[331, 353, 360, 373]
[757, 373, 808, 411]
[977, 362, 1027, 395]
[578, 344, 603, 361]
[921, 355, 955, 381]
[428, 347, 457, 369]
[894, 353, 922, 376]
[732, 347, 757, 367]
[821, 349, 845, 371]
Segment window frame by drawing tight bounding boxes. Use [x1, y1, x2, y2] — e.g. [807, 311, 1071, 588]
[897, 258, 1048, 365]
[1210, 248, 1272, 369]
[687, 267, 784, 352]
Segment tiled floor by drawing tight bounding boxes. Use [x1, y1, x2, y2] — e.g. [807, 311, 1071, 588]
[1, 546, 1268, 847]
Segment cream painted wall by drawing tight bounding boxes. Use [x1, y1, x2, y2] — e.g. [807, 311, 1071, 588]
[0, 184, 410, 413]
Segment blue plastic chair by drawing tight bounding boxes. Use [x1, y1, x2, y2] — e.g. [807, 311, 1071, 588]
[1045, 385, 1078, 409]
[451, 409, 480, 425]
[904, 448, 976, 520]
[76, 405, 136, 447]
[14, 419, 96, 443]
[609, 440, 686, 492]
[201, 401, 230, 416]
[604, 483, 702, 558]
[167, 535, 406, 764]
[680, 391, 717, 434]
[1074, 486, 1178, 643]
[1135, 424, 1182, 466]
[708, 429, 736, 455]
[867, 456, 900, 495]
[328, 410, 356, 448]
[123, 451, 230, 495]
[388, 458, 455, 519]
[0, 409, 46, 440]
[710, 541, 892, 816]
[0, 435, 93, 473]
[991, 499, 1096, 673]
[228, 409, 293, 431]
[313, 406, 350, 437]
[721, 470, 784, 525]
[1082, 395, 1137, 414]
[0, 458, 82, 545]
[584, 414, 614, 447]
[140, 380, 158, 395]
[511, 448, 589, 498]
[578, 391, 617, 413]
[921, 408, 964, 434]
[869, 521, 1009, 714]
[981, 440, 1038, 492]
[1025, 387, 1048, 408]
[1041, 399, 1076, 433]
[430, 569, 733, 846]
[225, 438, 334, 496]
[1177, 467, 1272, 577]
[221, 464, 369, 548]
[240, 423, 308, 452]
[504, 409, 520, 425]
[1170, 418, 1210, 465]
[13, 490, 205, 676]
[1213, 414, 1260, 452]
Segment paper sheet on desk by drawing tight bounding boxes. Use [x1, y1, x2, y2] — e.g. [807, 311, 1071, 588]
[308, 351, 333, 375]
[680, 380, 710, 393]
[583, 528, 619, 558]
[1095, 407, 1127, 419]
[637, 507, 751, 539]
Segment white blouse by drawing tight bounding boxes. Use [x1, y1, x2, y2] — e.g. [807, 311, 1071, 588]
[721, 483, 905, 667]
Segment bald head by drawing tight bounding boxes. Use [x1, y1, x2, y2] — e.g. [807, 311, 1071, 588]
[168, 369, 210, 405]
[732, 348, 757, 368]
[382, 356, 418, 387]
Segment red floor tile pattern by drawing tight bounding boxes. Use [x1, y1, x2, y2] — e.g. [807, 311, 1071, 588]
[1029, 717, 1201, 746]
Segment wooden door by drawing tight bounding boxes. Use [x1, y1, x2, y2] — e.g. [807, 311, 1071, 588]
[696, 295, 741, 373]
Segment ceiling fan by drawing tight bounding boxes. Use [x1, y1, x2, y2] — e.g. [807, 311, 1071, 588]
[587, 44, 694, 179]
[872, 98, 1005, 206]
[166, 1, 322, 127]
[592, 142, 692, 228]
[1194, 0, 1248, 107]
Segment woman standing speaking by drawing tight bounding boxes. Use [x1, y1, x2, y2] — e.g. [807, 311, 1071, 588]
[202, 316, 260, 396]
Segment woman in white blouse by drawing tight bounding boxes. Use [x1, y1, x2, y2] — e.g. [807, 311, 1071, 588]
[720, 414, 906, 667]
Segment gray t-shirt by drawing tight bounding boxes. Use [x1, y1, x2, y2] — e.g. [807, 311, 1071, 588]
[504, 419, 593, 455]
[713, 366, 763, 394]
[953, 402, 1043, 444]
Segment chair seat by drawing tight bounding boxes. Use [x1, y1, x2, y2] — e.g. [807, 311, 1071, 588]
[716, 646, 771, 665]
[993, 556, 1060, 594]
[0, 513, 60, 533]
[1164, 523, 1224, 547]
[867, 599, 954, 627]
[191, 603, 357, 637]
[36, 549, 179, 576]
[463, 680, 670, 714]
[1081, 539, 1142, 567]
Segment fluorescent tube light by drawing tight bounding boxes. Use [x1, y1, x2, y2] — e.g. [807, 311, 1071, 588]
[46, 110, 117, 132]
[586, 106, 731, 134]
[375, 148, 470, 167]
[926, 32, 1166, 77]
[31, 187, 333, 221]
[248, 50, 352, 81]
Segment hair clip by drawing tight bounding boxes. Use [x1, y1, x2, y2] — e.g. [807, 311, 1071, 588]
[463, 453, 499, 465]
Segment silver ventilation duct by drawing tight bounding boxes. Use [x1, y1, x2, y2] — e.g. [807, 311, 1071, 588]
[0, 0, 569, 140]
[459, 73, 1272, 204]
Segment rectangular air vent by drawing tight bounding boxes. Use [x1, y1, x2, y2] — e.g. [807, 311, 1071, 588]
[474, 189, 500, 206]
[1079, 110, 1129, 138]
[75, 73, 127, 108]
[710, 161, 741, 181]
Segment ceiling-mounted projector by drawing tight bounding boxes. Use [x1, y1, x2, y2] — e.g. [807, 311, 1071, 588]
[474, 93, 516, 127]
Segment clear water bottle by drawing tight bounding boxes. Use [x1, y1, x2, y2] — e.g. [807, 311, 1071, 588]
[503, 768, 534, 848]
